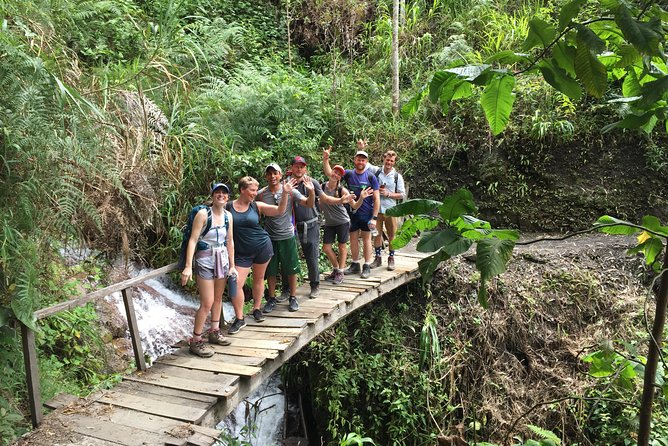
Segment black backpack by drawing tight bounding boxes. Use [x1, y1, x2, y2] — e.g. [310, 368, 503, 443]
[177, 205, 228, 269]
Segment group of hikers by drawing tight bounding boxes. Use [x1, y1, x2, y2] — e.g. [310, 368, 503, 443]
[180, 140, 406, 357]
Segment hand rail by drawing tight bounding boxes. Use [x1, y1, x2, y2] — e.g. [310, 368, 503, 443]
[20, 262, 179, 427]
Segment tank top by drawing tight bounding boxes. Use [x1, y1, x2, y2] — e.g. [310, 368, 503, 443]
[227, 201, 270, 255]
[194, 212, 230, 277]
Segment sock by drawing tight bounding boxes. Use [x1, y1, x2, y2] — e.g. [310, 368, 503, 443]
[389, 250, 395, 257]
[192, 332, 202, 342]
[375, 247, 382, 257]
[210, 320, 220, 331]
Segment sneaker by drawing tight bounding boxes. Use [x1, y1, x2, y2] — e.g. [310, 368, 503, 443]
[309, 285, 320, 299]
[288, 296, 299, 312]
[252, 308, 265, 322]
[370, 256, 382, 269]
[189, 340, 214, 357]
[263, 297, 277, 314]
[333, 270, 344, 284]
[228, 317, 246, 335]
[361, 263, 371, 279]
[276, 289, 290, 302]
[208, 329, 231, 346]
[324, 271, 336, 282]
[344, 262, 361, 275]
[387, 256, 395, 271]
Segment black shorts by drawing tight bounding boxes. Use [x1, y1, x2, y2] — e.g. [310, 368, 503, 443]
[323, 223, 350, 245]
[235, 239, 273, 268]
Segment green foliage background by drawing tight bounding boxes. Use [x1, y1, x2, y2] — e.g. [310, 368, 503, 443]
[0, 0, 667, 443]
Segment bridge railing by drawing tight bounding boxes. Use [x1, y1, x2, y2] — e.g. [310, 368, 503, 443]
[19, 262, 178, 427]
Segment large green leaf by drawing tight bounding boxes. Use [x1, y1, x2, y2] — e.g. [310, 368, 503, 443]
[627, 237, 664, 271]
[390, 215, 440, 250]
[641, 215, 668, 237]
[445, 64, 491, 82]
[438, 76, 468, 113]
[615, 5, 662, 56]
[595, 215, 640, 235]
[401, 84, 427, 117]
[622, 69, 642, 97]
[636, 76, 668, 109]
[481, 74, 516, 135]
[428, 71, 456, 103]
[453, 214, 491, 232]
[476, 238, 515, 308]
[418, 249, 451, 285]
[553, 40, 577, 76]
[616, 44, 641, 68]
[602, 110, 657, 133]
[574, 33, 608, 97]
[558, 0, 587, 31]
[385, 198, 442, 217]
[484, 51, 531, 65]
[416, 227, 474, 256]
[11, 290, 38, 331]
[463, 228, 521, 241]
[438, 189, 477, 222]
[523, 18, 556, 51]
[576, 25, 607, 54]
[539, 59, 583, 100]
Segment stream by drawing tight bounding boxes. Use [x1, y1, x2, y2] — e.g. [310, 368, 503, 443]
[106, 269, 287, 445]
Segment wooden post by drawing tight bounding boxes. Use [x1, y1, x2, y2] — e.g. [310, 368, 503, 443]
[20, 322, 42, 427]
[121, 288, 146, 371]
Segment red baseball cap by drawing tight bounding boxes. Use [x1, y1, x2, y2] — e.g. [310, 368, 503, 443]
[291, 156, 307, 166]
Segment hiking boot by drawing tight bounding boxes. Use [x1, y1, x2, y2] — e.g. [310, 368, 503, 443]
[263, 297, 277, 314]
[333, 270, 344, 284]
[208, 329, 231, 346]
[361, 263, 371, 279]
[288, 296, 299, 312]
[370, 255, 382, 269]
[344, 262, 361, 275]
[309, 285, 320, 299]
[228, 317, 246, 335]
[387, 256, 395, 271]
[252, 308, 265, 322]
[324, 271, 336, 282]
[189, 340, 214, 358]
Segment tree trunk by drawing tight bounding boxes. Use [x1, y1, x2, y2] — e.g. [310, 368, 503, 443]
[637, 245, 668, 445]
[391, 0, 400, 114]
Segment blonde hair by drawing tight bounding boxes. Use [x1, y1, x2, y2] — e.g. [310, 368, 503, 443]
[383, 150, 398, 159]
[238, 176, 259, 191]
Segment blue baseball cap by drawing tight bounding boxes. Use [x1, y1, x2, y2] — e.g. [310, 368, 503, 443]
[211, 182, 230, 194]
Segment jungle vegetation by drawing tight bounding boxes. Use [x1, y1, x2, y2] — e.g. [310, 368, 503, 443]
[1, 0, 667, 444]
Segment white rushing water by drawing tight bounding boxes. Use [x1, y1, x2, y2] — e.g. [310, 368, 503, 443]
[106, 268, 285, 444]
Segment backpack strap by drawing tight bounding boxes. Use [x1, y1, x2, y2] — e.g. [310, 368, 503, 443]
[202, 206, 212, 236]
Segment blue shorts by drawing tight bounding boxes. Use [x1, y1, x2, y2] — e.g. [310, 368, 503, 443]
[235, 239, 273, 268]
[350, 212, 372, 233]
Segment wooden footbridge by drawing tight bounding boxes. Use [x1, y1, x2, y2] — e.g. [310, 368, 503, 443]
[17, 250, 427, 446]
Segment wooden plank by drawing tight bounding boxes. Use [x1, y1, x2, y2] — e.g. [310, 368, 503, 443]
[171, 347, 268, 365]
[157, 354, 262, 377]
[122, 288, 146, 372]
[122, 374, 235, 399]
[113, 382, 215, 408]
[34, 263, 178, 320]
[210, 344, 279, 360]
[86, 403, 222, 440]
[244, 317, 309, 328]
[62, 412, 177, 445]
[44, 392, 79, 410]
[20, 323, 42, 427]
[230, 328, 300, 339]
[146, 360, 243, 380]
[97, 391, 208, 424]
[225, 337, 292, 351]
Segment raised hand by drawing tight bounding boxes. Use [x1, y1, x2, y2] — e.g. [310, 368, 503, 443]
[323, 146, 331, 161]
[302, 175, 315, 192]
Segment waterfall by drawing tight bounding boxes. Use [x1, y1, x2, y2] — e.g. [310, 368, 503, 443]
[106, 269, 286, 444]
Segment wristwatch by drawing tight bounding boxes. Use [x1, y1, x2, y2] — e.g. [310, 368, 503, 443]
[372, 216, 378, 220]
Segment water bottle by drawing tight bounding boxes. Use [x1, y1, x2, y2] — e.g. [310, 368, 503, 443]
[371, 225, 379, 237]
[228, 271, 238, 298]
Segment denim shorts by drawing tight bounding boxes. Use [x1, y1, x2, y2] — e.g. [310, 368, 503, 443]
[349, 212, 372, 232]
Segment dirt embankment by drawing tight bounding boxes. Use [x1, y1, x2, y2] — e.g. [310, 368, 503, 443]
[429, 232, 651, 442]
